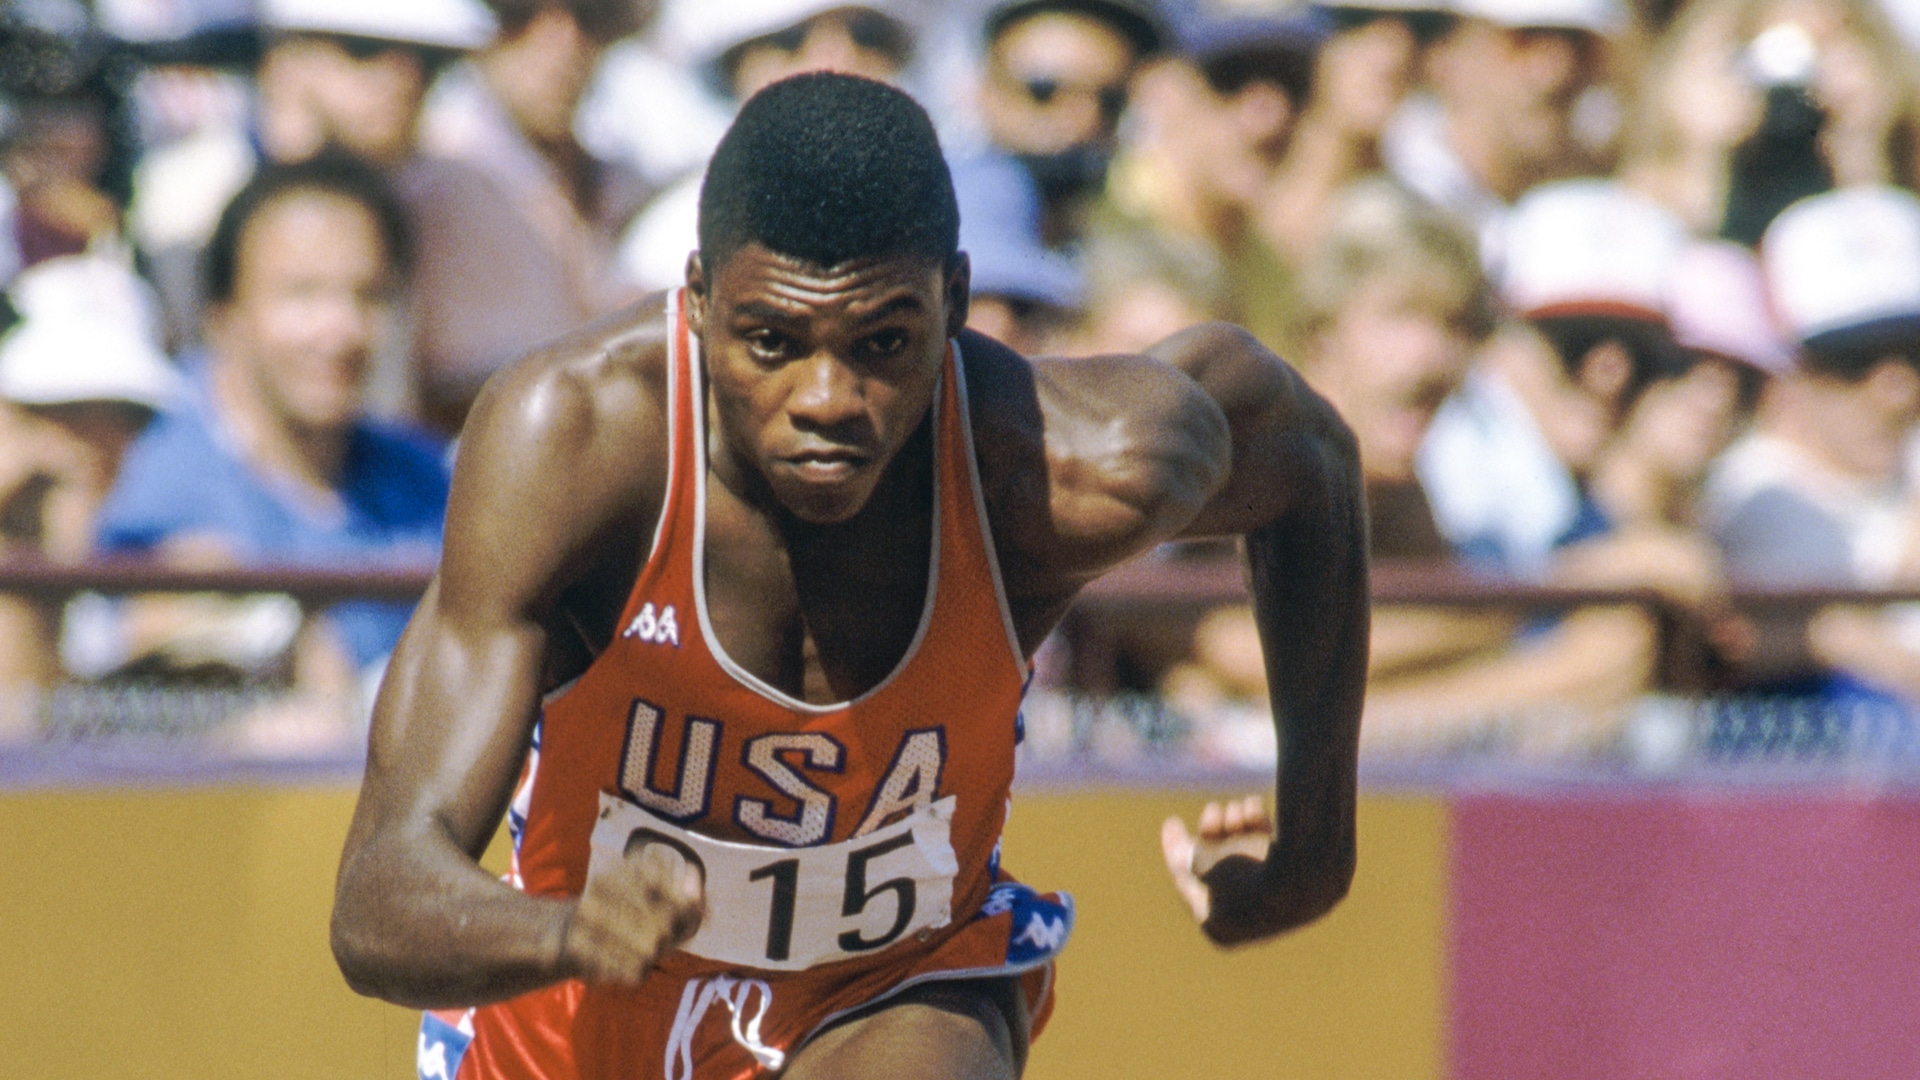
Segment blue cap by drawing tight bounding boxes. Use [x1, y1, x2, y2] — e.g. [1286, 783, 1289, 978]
[951, 154, 1085, 311]
[1163, 0, 1329, 65]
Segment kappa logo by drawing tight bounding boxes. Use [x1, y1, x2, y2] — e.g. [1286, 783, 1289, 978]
[624, 603, 681, 647]
[1014, 912, 1068, 952]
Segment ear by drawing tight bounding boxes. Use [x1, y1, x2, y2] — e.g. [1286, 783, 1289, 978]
[944, 253, 972, 341]
[684, 252, 708, 334]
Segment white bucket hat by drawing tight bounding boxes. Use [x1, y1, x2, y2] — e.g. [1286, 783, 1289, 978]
[0, 255, 182, 411]
[260, 0, 498, 51]
[659, 0, 923, 72]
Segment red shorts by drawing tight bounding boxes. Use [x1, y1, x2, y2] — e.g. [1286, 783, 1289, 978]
[421, 883, 1071, 1080]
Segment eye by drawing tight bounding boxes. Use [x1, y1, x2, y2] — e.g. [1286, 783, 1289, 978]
[744, 328, 794, 361]
[861, 329, 911, 359]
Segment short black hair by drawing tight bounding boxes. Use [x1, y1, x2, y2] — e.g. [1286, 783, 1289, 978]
[203, 152, 412, 305]
[698, 73, 958, 275]
[1533, 313, 1688, 399]
[1801, 315, 1920, 380]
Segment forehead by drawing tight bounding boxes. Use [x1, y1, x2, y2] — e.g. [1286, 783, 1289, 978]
[238, 191, 384, 267]
[992, 12, 1136, 74]
[708, 244, 948, 319]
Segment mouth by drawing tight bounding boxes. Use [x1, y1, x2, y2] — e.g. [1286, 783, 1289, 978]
[779, 447, 869, 484]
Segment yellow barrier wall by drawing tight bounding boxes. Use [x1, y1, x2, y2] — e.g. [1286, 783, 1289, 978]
[1, 787, 1444, 1079]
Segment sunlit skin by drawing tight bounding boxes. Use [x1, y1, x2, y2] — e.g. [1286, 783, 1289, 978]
[1304, 275, 1475, 484]
[1316, 15, 1421, 138]
[685, 244, 969, 525]
[205, 191, 392, 494]
[304, 39, 430, 167]
[331, 236, 1366, 1080]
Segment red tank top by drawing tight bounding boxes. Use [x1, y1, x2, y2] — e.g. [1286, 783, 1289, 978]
[511, 290, 1028, 980]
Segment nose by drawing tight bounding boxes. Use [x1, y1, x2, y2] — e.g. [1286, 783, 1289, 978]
[797, 20, 862, 74]
[786, 351, 865, 432]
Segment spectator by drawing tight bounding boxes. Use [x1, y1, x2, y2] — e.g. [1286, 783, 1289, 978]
[93, 156, 449, 752]
[1257, 0, 1454, 262]
[1619, 0, 1920, 242]
[1705, 186, 1920, 704]
[969, 0, 1165, 250]
[1159, 181, 1655, 758]
[0, 254, 178, 717]
[1591, 240, 1790, 532]
[1075, 2, 1322, 353]
[0, 5, 138, 279]
[1382, 0, 1630, 266]
[954, 153, 1085, 356]
[615, 0, 923, 293]
[415, 0, 653, 433]
[1419, 178, 1687, 577]
[1415, 177, 1742, 685]
[131, 0, 501, 417]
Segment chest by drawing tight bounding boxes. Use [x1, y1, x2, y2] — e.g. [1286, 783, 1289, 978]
[699, 484, 936, 705]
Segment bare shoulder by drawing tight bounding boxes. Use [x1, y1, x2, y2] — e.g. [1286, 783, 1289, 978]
[439, 296, 676, 619]
[960, 330, 1230, 595]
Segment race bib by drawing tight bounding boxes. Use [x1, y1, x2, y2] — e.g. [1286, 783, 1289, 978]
[589, 792, 960, 972]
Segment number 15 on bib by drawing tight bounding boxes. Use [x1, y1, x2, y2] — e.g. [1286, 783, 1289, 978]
[589, 792, 961, 972]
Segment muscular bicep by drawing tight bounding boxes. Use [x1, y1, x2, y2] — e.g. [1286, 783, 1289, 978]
[993, 350, 1230, 580]
[352, 354, 659, 860]
[1147, 323, 1356, 539]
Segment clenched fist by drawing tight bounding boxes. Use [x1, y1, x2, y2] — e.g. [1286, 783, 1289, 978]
[560, 834, 706, 986]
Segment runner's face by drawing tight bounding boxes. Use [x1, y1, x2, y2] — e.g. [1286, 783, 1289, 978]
[690, 244, 965, 524]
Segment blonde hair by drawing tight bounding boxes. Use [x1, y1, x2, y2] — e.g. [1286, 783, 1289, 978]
[1624, 0, 1920, 204]
[1291, 179, 1496, 347]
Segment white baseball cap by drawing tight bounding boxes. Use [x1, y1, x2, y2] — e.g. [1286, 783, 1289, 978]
[1451, 0, 1627, 33]
[1500, 178, 1686, 322]
[1665, 240, 1794, 377]
[1, 255, 182, 411]
[260, 0, 498, 51]
[1762, 186, 1920, 344]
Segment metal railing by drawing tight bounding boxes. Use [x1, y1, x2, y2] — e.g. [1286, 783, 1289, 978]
[1, 555, 1916, 787]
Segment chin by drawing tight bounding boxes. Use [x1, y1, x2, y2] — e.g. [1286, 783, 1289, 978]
[773, 480, 873, 526]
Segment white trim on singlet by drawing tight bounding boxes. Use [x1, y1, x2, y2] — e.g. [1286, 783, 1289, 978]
[540, 293, 684, 705]
[648, 290, 686, 566]
[688, 333, 944, 715]
[948, 339, 1026, 672]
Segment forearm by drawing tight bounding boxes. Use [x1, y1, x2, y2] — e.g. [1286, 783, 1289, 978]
[333, 606, 578, 1009]
[333, 818, 577, 1008]
[1204, 424, 1369, 942]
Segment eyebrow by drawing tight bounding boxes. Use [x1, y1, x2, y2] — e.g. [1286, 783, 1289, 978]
[727, 293, 927, 325]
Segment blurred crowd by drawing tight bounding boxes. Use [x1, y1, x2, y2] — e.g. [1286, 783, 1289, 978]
[4, 0, 1920, 761]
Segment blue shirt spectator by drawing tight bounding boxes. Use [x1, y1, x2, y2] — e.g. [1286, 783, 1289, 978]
[95, 364, 448, 668]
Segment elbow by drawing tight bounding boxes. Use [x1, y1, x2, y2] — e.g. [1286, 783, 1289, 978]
[330, 898, 391, 1001]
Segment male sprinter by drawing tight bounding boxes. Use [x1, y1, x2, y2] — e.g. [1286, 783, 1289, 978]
[332, 73, 1366, 1080]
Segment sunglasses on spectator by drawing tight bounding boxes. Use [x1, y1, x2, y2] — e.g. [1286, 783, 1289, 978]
[1002, 71, 1130, 123]
[1320, 6, 1457, 46]
[761, 9, 913, 63]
